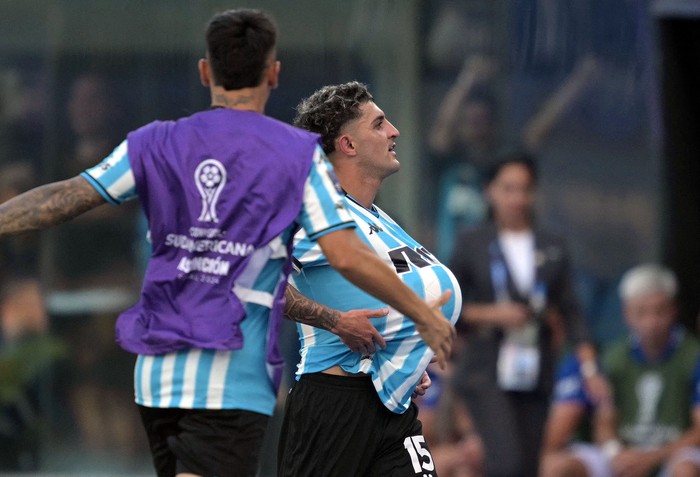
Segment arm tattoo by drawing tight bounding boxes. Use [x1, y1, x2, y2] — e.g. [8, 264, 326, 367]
[0, 175, 106, 237]
[284, 285, 339, 332]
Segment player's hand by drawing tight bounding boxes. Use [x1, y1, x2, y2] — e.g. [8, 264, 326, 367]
[415, 290, 455, 370]
[411, 370, 432, 399]
[331, 308, 388, 355]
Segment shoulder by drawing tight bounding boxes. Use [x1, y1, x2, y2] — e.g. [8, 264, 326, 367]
[677, 331, 700, 365]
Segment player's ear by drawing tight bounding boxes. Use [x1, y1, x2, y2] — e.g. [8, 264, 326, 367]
[267, 60, 281, 89]
[199, 58, 211, 87]
[336, 134, 356, 156]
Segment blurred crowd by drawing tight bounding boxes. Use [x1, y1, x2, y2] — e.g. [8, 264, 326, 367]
[0, 1, 697, 476]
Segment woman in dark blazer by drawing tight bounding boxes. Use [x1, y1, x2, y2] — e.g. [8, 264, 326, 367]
[449, 152, 609, 477]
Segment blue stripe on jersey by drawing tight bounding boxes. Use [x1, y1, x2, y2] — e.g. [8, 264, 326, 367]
[169, 351, 189, 408]
[306, 221, 356, 242]
[134, 355, 144, 403]
[98, 148, 132, 189]
[149, 357, 164, 407]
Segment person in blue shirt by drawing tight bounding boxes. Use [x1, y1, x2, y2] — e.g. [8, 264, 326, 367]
[540, 264, 700, 477]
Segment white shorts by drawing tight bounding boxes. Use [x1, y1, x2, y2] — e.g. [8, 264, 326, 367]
[569, 444, 700, 477]
[569, 443, 612, 477]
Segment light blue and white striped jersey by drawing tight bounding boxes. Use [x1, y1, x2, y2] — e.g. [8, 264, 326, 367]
[83, 140, 355, 414]
[291, 194, 462, 413]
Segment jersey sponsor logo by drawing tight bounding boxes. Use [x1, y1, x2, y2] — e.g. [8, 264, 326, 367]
[369, 223, 383, 235]
[195, 158, 227, 222]
[388, 245, 439, 274]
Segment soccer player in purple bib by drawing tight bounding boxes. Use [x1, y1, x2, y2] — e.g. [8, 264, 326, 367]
[0, 9, 454, 477]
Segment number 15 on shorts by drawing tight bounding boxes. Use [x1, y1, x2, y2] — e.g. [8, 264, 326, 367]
[404, 435, 435, 476]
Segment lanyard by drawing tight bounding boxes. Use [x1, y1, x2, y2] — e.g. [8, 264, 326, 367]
[488, 239, 547, 312]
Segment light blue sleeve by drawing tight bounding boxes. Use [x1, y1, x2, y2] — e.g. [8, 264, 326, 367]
[297, 145, 355, 241]
[81, 140, 137, 204]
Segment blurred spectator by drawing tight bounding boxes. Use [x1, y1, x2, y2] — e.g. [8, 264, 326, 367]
[539, 353, 598, 477]
[45, 71, 144, 467]
[0, 163, 41, 280]
[540, 264, 700, 477]
[0, 163, 63, 471]
[428, 54, 600, 261]
[418, 362, 485, 477]
[0, 278, 64, 471]
[449, 152, 608, 477]
[423, 0, 500, 76]
[0, 65, 48, 173]
[51, 72, 138, 289]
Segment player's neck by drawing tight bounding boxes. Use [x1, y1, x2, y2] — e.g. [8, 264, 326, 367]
[209, 85, 269, 113]
[341, 177, 381, 209]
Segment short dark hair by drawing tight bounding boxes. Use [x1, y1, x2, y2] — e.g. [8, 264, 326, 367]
[205, 9, 277, 90]
[485, 150, 538, 185]
[294, 81, 374, 155]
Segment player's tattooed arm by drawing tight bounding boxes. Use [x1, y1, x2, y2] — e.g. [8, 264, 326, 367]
[284, 284, 387, 354]
[0, 175, 106, 237]
[284, 284, 340, 331]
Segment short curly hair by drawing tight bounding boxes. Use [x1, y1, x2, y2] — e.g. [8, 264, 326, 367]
[293, 81, 373, 155]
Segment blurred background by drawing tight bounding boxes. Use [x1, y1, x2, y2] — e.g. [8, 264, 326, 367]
[0, 0, 698, 475]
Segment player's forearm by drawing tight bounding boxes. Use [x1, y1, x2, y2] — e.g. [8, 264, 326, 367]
[283, 284, 339, 332]
[593, 400, 618, 445]
[0, 176, 105, 237]
[329, 241, 431, 326]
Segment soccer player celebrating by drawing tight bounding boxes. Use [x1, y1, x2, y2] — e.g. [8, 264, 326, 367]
[279, 82, 462, 477]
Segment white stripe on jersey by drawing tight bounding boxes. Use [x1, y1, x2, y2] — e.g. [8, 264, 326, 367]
[179, 350, 201, 409]
[233, 284, 274, 308]
[138, 356, 154, 407]
[206, 351, 232, 408]
[158, 353, 177, 407]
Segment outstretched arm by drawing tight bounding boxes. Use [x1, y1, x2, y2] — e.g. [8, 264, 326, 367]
[428, 55, 499, 154]
[0, 175, 106, 237]
[284, 284, 387, 355]
[520, 54, 600, 153]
